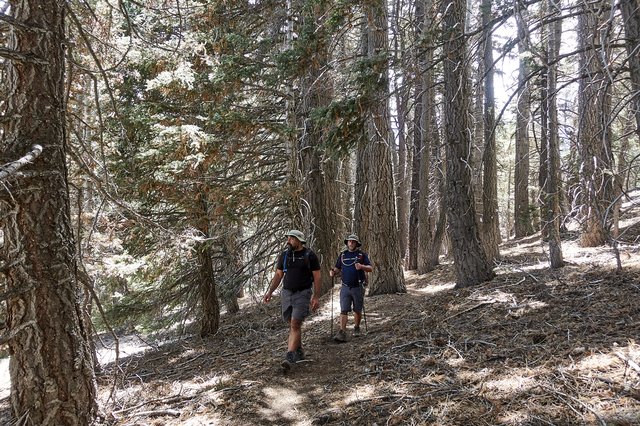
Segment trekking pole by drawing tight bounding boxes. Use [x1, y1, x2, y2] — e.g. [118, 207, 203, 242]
[330, 274, 334, 337]
[361, 282, 368, 334]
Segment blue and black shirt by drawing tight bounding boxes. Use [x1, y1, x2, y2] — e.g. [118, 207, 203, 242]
[334, 250, 371, 287]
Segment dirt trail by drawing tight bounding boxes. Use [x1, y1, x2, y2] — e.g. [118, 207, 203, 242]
[1, 193, 639, 425]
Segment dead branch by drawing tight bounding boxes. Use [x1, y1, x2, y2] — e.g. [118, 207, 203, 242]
[0, 48, 48, 64]
[0, 145, 43, 182]
[129, 409, 180, 418]
[444, 301, 496, 321]
[0, 320, 36, 345]
[615, 351, 640, 374]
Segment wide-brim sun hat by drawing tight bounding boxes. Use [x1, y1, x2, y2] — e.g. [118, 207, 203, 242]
[344, 234, 361, 247]
[284, 229, 306, 244]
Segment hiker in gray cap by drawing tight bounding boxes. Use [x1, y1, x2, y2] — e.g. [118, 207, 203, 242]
[329, 234, 372, 341]
[263, 229, 321, 371]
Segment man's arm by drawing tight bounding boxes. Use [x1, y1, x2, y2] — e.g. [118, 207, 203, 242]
[356, 254, 373, 273]
[263, 269, 284, 303]
[356, 263, 373, 273]
[310, 269, 321, 311]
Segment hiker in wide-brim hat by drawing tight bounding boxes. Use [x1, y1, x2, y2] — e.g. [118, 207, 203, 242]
[329, 234, 373, 341]
[263, 229, 321, 371]
[285, 229, 307, 244]
[343, 234, 361, 247]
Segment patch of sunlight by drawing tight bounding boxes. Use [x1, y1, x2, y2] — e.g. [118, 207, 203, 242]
[414, 282, 456, 295]
[184, 374, 233, 393]
[567, 343, 639, 373]
[96, 334, 156, 366]
[457, 367, 493, 383]
[339, 384, 377, 407]
[182, 413, 224, 425]
[517, 261, 550, 273]
[483, 370, 537, 395]
[259, 386, 310, 425]
[0, 356, 9, 399]
[498, 410, 540, 425]
[445, 355, 466, 368]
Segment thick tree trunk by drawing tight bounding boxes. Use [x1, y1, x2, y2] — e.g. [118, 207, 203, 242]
[296, 1, 337, 292]
[481, 0, 500, 261]
[577, 0, 615, 247]
[364, 0, 405, 295]
[441, 0, 495, 288]
[1, 1, 97, 423]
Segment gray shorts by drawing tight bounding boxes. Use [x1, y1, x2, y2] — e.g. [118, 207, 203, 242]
[281, 288, 313, 322]
[340, 285, 363, 314]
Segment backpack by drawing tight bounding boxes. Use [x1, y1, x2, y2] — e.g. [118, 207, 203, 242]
[283, 248, 311, 273]
[340, 249, 369, 287]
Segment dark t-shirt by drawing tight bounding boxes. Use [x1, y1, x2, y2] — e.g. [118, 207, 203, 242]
[334, 250, 371, 287]
[276, 248, 321, 291]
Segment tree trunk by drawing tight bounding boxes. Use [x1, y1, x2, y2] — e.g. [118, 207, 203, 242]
[481, 0, 500, 261]
[544, 0, 565, 267]
[407, 82, 422, 271]
[391, 0, 410, 262]
[295, 0, 337, 293]
[513, 1, 535, 238]
[441, 0, 495, 288]
[363, 0, 405, 295]
[577, 0, 615, 247]
[197, 240, 220, 337]
[620, 0, 640, 137]
[417, 0, 440, 274]
[1, 1, 97, 423]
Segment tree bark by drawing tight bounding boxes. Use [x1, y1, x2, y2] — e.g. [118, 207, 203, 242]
[363, 0, 405, 295]
[620, 0, 640, 137]
[391, 0, 410, 262]
[577, 0, 615, 247]
[1, 1, 97, 423]
[544, 0, 565, 267]
[297, 0, 337, 293]
[196, 239, 220, 337]
[407, 82, 422, 271]
[441, 0, 495, 288]
[513, 1, 535, 238]
[416, 0, 441, 274]
[481, 0, 500, 261]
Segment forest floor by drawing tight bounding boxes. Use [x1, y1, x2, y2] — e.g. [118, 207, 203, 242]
[1, 194, 640, 425]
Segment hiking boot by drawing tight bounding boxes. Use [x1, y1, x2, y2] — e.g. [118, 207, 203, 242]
[353, 326, 361, 337]
[296, 347, 305, 361]
[333, 329, 347, 343]
[281, 351, 298, 372]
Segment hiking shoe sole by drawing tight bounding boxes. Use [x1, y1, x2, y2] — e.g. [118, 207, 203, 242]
[280, 359, 293, 373]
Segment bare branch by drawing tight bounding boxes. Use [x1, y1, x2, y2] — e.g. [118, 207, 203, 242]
[0, 12, 48, 32]
[0, 47, 48, 64]
[0, 144, 43, 182]
[0, 320, 36, 345]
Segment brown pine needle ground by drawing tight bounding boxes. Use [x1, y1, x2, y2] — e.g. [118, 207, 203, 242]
[1, 203, 639, 425]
